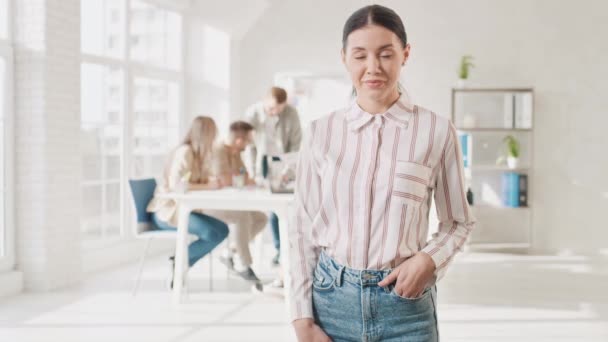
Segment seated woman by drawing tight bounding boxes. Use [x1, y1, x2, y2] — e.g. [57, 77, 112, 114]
[147, 116, 229, 286]
[208, 121, 268, 284]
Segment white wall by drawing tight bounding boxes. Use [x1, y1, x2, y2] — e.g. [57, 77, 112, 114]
[238, 0, 608, 255]
[185, 0, 269, 139]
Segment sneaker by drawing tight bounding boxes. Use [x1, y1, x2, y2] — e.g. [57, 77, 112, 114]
[219, 255, 234, 271]
[271, 252, 281, 266]
[252, 282, 264, 293]
[235, 267, 261, 283]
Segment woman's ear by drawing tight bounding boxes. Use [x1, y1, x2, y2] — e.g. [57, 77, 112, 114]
[402, 43, 411, 66]
[341, 48, 346, 66]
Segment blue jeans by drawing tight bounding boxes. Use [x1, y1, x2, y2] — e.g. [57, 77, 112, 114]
[312, 251, 439, 342]
[264, 153, 282, 253]
[269, 212, 280, 252]
[151, 212, 229, 267]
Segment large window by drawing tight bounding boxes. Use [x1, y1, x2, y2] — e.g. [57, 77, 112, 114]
[80, 63, 124, 239]
[130, 0, 181, 70]
[81, 0, 125, 59]
[0, 0, 14, 271]
[131, 77, 179, 177]
[80, 0, 182, 242]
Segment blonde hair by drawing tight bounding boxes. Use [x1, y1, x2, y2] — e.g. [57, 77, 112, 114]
[165, 116, 217, 181]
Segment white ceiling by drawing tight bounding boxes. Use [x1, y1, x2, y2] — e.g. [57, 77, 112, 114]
[190, 0, 278, 39]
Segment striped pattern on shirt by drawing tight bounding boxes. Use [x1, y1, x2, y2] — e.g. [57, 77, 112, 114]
[289, 96, 476, 322]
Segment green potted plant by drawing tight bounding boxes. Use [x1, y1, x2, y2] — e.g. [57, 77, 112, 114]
[500, 135, 520, 169]
[457, 55, 474, 88]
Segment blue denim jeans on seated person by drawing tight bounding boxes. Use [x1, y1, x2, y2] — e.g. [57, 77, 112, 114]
[312, 251, 439, 342]
[151, 212, 228, 267]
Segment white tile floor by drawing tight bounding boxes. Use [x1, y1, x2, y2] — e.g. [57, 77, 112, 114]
[1, 247, 607, 342]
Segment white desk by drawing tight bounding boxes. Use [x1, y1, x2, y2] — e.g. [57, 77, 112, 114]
[157, 188, 294, 308]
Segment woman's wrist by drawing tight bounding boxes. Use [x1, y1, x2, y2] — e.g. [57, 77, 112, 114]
[416, 251, 436, 272]
[292, 318, 314, 328]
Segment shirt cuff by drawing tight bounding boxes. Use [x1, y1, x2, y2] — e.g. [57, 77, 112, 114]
[421, 244, 450, 271]
[289, 298, 314, 323]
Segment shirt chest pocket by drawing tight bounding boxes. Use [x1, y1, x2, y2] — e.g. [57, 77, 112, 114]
[392, 161, 432, 206]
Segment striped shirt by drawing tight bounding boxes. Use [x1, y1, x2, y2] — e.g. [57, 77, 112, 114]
[289, 95, 476, 321]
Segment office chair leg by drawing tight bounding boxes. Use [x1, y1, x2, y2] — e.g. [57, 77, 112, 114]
[209, 251, 213, 292]
[225, 241, 232, 279]
[132, 239, 151, 297]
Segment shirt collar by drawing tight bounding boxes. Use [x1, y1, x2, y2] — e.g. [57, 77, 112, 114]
[346, 95, 415, 132]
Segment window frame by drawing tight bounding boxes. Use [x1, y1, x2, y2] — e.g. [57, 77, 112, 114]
[80, 0, 185, 249]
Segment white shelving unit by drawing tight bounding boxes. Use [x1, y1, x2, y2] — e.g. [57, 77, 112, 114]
[451, 88, 534, 251]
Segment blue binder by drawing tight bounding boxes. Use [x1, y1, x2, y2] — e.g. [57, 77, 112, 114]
[459, 133, 470, 168]
[502, 172, 520, 207]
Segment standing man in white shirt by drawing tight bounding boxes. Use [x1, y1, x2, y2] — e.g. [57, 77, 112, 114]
[244, 86, 302, 269]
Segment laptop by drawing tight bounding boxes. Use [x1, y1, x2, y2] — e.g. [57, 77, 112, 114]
[268, 154, 296, 194]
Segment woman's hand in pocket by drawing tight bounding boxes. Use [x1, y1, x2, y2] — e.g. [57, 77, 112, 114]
[378, 251, 436, 298]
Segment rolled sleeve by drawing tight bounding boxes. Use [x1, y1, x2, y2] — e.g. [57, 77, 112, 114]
[422, 122, 475, 280]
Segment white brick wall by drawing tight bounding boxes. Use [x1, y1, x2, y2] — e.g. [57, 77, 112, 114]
[14, 0, 82, 291]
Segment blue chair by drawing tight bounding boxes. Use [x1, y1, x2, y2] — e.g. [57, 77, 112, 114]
[128, 178, 214, 295]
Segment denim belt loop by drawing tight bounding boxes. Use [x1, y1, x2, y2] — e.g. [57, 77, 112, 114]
[336, 266, 345, 287]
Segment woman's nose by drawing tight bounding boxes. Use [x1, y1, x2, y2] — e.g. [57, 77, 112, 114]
[366, 56, 380, 74]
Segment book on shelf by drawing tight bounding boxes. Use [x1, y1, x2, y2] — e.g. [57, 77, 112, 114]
[501, 172, 529, 207]
[515, 92, 533, 129]
[458, 132, 472, 168]
[501, 92, 533, 129]
[518, 173, 528, 207]
[502, 172, 519, 207]
[503, 94, 514, 128]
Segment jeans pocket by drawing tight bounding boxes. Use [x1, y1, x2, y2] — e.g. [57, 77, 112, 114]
[312, 263, 336, 292]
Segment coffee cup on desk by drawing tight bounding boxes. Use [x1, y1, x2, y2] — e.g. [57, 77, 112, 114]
[232, 174, 245, 188]
[232, 167, 247, 188]
[175, 171, 191, 193]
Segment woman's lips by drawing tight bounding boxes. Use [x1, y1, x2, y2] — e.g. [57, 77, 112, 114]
[364, 80, 385, 88]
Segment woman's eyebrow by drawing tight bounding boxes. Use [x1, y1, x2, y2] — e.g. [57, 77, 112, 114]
[378, 44, 395, 51]
[351, 43, 394, 52]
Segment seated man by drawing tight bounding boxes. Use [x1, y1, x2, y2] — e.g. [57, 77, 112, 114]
[207, 121, 268, 284]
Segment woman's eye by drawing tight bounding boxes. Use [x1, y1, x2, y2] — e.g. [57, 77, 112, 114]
[380, 55, 393, 59]
[354, 56, 365, 60]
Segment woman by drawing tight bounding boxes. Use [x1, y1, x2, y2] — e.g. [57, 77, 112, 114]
[290, 5, 475, 341]
[147, 116, 229, 278]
